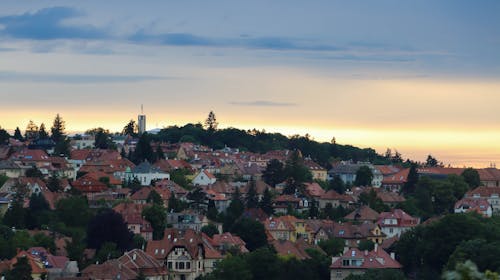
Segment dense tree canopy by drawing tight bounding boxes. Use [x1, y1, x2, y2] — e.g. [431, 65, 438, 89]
[86, 209, 133, 252]
[354, 166, 373, 186]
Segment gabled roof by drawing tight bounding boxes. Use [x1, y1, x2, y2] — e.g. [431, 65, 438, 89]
[378, 209, 419, 227]
[382, 168, 409, 184]
[271, 239, 312, 260]
[345, 206, 380, 222]
[82, 259, 137, 280]
[305, 182, 326, 198]
[466, 186, 500, 198]
[118, 249, 167, 276]
[330, 247, 401, 269]
[133, 161, 164, 174]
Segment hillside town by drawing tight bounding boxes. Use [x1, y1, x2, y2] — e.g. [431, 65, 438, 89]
[0, 114, 499, 280]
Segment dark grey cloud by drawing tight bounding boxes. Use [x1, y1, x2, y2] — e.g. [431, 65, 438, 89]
[0, 6, 107, 40]
[0, 71, 172, 83]
[229, 100, 297, 107]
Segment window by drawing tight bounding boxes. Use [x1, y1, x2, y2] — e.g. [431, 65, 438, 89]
[186, 262, 191, 269]
[179, 262, 185, 269]
[167, 261, 172, 269]
[342, 260, 350, 266]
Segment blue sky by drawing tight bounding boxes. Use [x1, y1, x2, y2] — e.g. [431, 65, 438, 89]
[0, 0, 499, 166]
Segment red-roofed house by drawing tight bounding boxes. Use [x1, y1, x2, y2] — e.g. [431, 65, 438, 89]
[71, 173, 108, 197]
[454, 197, 492, 217]
[192, 169, 216, 186]
[377, 209, 420, 238]
[209, 232, 249, 254]
[330, 246, 401, 279]
[146, 228, 223, 280]
[464, 186, 500, 213]
[305, 182, 326, 199]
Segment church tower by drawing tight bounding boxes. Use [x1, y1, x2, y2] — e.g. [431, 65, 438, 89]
[138, 104, 146, 134]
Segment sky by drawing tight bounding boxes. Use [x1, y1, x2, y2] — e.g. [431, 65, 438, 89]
[0, 0, 499, 167]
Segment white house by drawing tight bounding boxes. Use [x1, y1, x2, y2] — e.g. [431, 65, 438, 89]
[328, 161, 383, 187]
[192, 170, 216, 186]
[126, 162, 170, 186]
[454, 197, 493, 217]
[377, 209, 420, 238]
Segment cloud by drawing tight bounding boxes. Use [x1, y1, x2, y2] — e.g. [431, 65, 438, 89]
[0, 71, 172, 83]
[229, 100, 297, 107]
[129, 31, 340, 51]
[0, 6, 106, 40]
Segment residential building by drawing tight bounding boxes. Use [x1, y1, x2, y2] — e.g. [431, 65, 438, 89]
[377, 209, 420, 238]
[192, 170, 216, 186]
[454, 197, 493, 217]
[464, 186, 500, 213]
[126, 162, 170, 186]
[328, 162, 383, 187]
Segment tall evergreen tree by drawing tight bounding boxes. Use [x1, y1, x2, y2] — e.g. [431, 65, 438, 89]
[38, 123, 49, 139]
[207, 199, 218, 221]
[246, 179, 259, 209]
[403, 164, 419, 195]
[156, 145, 165, 160]
[354, 166, 373, 186]
[51, 114, 69, 156]
[7, 256, 33, 280]
[204, 111, 218, 131]
[13, 127, 23, 141]
[132, 133, 154, 164]
[0, 127, 10, 144]
[259, 188, 274, 216]
[262, 159, 286, 187]
[122, 120, 137, 136]
[25, 120, 39, 140]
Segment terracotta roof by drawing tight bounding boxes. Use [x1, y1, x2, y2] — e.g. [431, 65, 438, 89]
[417, 167, 464, 176]
[10, 250, 47, 275]
[455, 198, 491, 212]
[131, 187, 152, 201]
[330, 246, 401, 269]
[345, 206, 380, 222]
[82, 260, 137, 280]
[376, 191, 406, 204]
[71, 174, 108, 193]
[118, 249, 167, 277]
[10, 148, 49, 161]
[375, 165, 402, 176]
[477, 168, 500, 181]
[378, 209, 419, 227]
[271, 239, 311, 260]
[466, 186, 500, 198]
[305, 182, 326, 198]
[210, 233, 249, 253]
[320, 190, 341, 200]
[382, 168, 409, 184]
[146, 229, 222, 261]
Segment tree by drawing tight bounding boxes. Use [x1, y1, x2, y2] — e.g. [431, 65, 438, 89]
[0, 127, 10, 144]
[91, 128, 114, 149]
[13, 127, 24, 141]
[3, 183, 29, 229]
[87, 209, 133, 251]
[147, 190, 163, 206]
[25, 166, 43, 178]
[330, 175, 346, 194]
[462, 168, 481, 189]
[446, 239, 500, 273]
[354, 166, 373, 186]
[207, 199, 218, 221]
[284, 150, 313, 190]
[6, 256, 33, 280]
[122, 120, 138, 136]
[230, 218, 267, 251]
[318, 238, 344, 256]
[403, 164, 419, 195]
[131, 133, 154, 164]
[156, 145, 165, 160]
[259, 188, 274, 216]
[187, 187, 207, 211]
[206, 255, 251, 280]
[142, 204, 166, 240]
[56, 196, 92, 228]
[95, 242, 122, 263]
[25, 120, 39, 140]
[262, 159, 286, 187]
[443, 260, 499, 280]
[38, 123, 49, 139]
[358, 240, 375, 251]
[51, 114, 69, 156]
[224, 188, 244, 231]
[308, 199, 319, 218]
[201, 224, 219, 238]
[426, 154, 439, 167]
[204, 111, 218, 131]
[47, 172, 61, 192]
[246, 179, 259, 209]
[168, 192, 184, 213]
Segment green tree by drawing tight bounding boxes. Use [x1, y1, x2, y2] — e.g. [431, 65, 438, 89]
[0, 126, 10, 144]
[131, 133, 155, 164]
[462, 168, 481, 189]
[230, 218, 267, 251]
[142, 204, 167, 240]
[25, 120, 39, 140]
[318, 238, 344, 256]
[207, 199, 218, 221]
[201, 224, 219, 238]
[38, 123, 49, 139]
[147, 190, 163, 206]
[204, 111, 218, 132]
[187, 187, 207, 211]
[330, 175, 346, 194]
[403, 164, 419, 195]
[283, 150, 313, 195]
[246, 179, 259, 209]
[446, 239, 500, 273]
[65, 232, 86, 265]
[3, 183, 29, 229]
[224, 188, 244, 231]
[6, 256, 33, 280]
[56, 196, 92, 228]
[89, 127, 114, 149]
[345, 269, 406, 280]
[354, 166, 373, 186]
[95, 242, 122, 263]
[426, 154, 440, 167]
[122, 120, 138, 136]
[308, 199, 319, 218]
[155, 145, 165, 160]
[358, 240, 375, 251]
[51, 114, 70, 156]
[13, 127, 24, 141]
[47, 172, 61, 192]
[167, 192, 184, 213]
[87, 209, 133, 252]
[259, 188, 274, 216]
[25, 166, 43, 178]
[207, 255, 251, 280]
[262, 159, 286, 187]
[443, 260, 499, 280]
[246, 247, 280, 280]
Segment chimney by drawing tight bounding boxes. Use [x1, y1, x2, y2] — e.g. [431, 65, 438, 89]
[374, 243, 378, 252]
[390, 252, 396, 260]
[364, 250, 368, 256]
[343, 247, 349, 254]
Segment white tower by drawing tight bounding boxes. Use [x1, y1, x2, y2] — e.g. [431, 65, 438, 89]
[138, 105, 146, 134]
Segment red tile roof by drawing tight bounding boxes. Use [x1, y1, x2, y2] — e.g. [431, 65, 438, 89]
[305, 182, 326, 198]
[118, 249, 167, 277]
[330, 246, 401, 269]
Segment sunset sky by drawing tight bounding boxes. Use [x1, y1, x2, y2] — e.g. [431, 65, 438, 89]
[0, 1, 499, 167]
